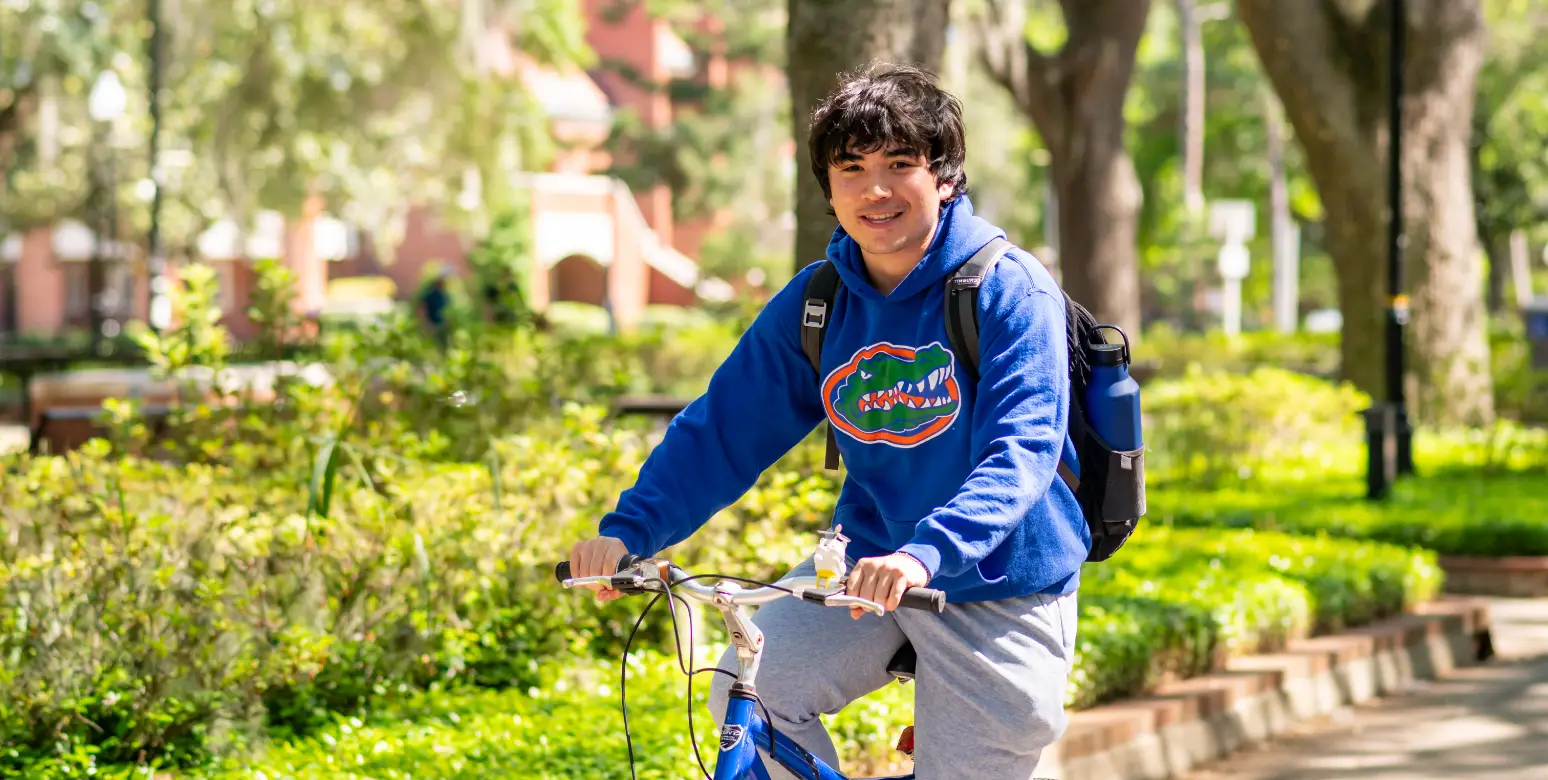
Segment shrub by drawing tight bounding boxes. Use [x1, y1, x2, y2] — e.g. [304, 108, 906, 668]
[1138, 326, 1342, 380]
[1489, 316, 1548, 425]
[1141, 367, 1371, 486]
[0, 408, 656, 768]
[1069, 527, 1439, 708]
[185, 525, 1443, 780]
[0, 410, 843, 770]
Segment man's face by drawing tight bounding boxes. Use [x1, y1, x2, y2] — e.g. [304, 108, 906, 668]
[827, 145, 954, 265]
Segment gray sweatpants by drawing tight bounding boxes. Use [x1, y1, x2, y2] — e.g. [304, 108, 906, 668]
[707, 557, 1078, 779]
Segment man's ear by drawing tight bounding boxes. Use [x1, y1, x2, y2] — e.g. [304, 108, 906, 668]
[936, 180, 955, 201]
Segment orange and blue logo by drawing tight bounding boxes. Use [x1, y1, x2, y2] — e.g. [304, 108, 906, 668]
[822, 342, 961, 447]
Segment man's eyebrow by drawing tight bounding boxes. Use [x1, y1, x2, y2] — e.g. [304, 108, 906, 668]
[830, 145, 921, 164]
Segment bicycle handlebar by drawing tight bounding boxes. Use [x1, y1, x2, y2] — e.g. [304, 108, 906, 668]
[553, 554, 643, 584]
[552, 555, 947, 614]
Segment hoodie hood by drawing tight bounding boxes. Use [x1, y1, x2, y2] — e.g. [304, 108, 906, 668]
[823, 194, 1007, 304]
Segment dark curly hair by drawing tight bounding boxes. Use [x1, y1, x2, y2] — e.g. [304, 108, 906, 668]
[806, 61, 969, 207]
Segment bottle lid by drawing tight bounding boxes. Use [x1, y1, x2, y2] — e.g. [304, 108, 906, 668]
[1089, 343, 1126, 366]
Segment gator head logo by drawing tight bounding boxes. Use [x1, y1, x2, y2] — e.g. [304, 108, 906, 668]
[823, 342, 961, 447]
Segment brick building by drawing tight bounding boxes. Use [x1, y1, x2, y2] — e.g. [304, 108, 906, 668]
[0, 1, 768, 341]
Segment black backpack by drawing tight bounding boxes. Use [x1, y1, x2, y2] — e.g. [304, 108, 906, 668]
[798, 237, 1145, 562]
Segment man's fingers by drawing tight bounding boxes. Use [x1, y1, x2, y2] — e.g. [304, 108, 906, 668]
[850, 561, 888, 612]
[886, 574, 908, 612]
[847, 564, 868, 618]
[584, 542, 609, 578]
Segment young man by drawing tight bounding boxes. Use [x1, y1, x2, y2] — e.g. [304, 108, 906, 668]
[567, 63, 1088, 778]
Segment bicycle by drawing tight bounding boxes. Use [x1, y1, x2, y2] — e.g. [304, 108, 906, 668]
[554, 528, 947, 780]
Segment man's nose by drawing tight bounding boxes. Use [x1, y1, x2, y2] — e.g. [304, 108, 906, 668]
[861, 179, 892, 200]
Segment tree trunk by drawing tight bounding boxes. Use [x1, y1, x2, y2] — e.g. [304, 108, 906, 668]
[1050, 119, 1145, 338]
[973, 0, 1150, 339]
[1236, 0, 1494, 426]
[1484, 233, 1507, 314]
[0, 84, 36, 191]
[1178, 0, 1206, 213]
[787, 0, 952, 272]
[1508, 228, 1534, 307]
[1265, 89, 1298, 333]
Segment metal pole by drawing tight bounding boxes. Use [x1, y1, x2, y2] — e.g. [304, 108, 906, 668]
[145, 0, 168, 333]
[90, 123, 106, 352]
[106, 143, 120, 344]
[1386, 0, 1414, 476]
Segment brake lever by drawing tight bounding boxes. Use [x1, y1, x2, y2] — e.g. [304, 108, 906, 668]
[560, 575, 613, 590]
[563, 565, 670, 594]
[813, 592, 886, 616]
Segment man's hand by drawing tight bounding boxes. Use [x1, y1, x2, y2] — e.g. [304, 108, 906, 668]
[846, 553, 931, 619]
[568, 536, 630, 602]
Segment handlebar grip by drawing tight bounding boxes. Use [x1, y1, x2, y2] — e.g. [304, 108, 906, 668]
[898, 587, 947, 613]
[554, 554, 646, 583]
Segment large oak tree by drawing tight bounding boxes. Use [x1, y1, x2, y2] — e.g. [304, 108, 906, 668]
[973, 0, 1152, 338]
[787, 0, 952, 271]
[1236, 0, 1494, 425]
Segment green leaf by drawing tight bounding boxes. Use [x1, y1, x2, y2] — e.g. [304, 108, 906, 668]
[307, 434, 342, 520]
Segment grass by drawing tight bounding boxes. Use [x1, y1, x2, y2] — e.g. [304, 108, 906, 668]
[1150, 426, 1548, 557]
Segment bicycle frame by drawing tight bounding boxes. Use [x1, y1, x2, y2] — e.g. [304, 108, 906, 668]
[716, 688, 915, 780]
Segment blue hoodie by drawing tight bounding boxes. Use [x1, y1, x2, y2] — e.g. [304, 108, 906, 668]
[598, 196, 1090, 602]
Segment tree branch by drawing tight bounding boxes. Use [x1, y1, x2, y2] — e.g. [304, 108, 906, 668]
[971, 0, 1066, 147]
[0, 83, 38, 175]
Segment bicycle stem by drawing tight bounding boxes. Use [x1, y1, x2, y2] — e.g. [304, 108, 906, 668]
[711, 581, 766, 688]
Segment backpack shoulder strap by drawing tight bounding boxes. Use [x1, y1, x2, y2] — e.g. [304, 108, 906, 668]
[801, 261, 844, 470]
[943, 236, 1012, 383]
[944, 240, 1092, 495]
[801, 261, 842, 375]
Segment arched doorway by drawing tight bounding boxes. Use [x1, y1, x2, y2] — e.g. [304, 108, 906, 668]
[548, 254, 607, 306]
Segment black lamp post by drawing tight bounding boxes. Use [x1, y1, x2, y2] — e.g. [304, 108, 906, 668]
[1369, 0, 1415, 499]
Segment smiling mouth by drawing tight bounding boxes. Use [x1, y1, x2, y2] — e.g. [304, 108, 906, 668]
[860, 211, 902, 226]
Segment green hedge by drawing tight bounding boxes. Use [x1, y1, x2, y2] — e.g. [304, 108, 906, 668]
[0, 410, 839, 773]
[1069, 527, 1440, 709]
[1140, 366, 1370, 487]
[123, 525, 1438, 780]
[0, 422, 1448, 778]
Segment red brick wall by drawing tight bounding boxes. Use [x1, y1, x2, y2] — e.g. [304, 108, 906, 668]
[16, 227, 65, 336]
[383, 206, 471, 299]
[648, 268, 696, 307]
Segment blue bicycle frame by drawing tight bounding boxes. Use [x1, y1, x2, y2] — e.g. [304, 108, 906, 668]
[716, 692, 915, 780]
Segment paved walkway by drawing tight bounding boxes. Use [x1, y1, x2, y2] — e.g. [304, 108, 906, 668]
[1184, 597, 1548, 780]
